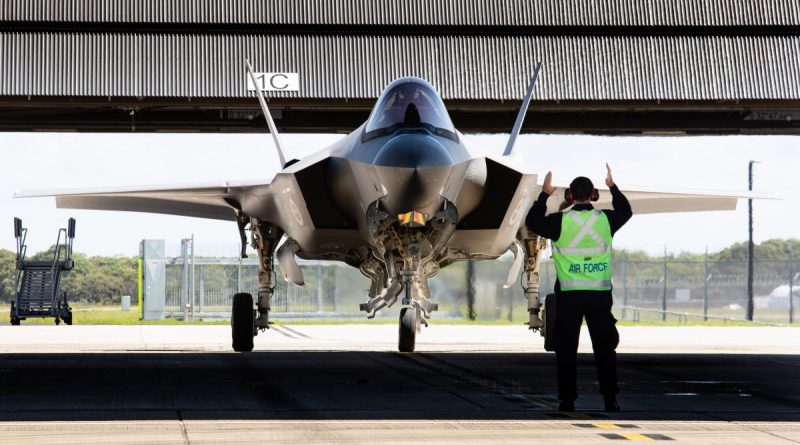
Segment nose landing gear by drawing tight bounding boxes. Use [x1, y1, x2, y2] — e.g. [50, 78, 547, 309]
[398, 306, 420, 353]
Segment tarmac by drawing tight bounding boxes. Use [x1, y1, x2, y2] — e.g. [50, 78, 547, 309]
[0, 324, 796, 444]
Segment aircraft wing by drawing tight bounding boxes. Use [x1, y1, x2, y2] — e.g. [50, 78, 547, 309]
[13, 179, 274, 221]
[14, 159, 359, 257]
[543, 185, 775, 215]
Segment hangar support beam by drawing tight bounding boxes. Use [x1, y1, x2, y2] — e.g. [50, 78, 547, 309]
[1, 98, 799, 134]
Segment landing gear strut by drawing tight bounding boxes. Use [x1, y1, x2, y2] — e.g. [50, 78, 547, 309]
[251, 220, 282, 331]
[521, 234, 547, 331]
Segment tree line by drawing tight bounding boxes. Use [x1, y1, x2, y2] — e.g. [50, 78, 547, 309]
[0, 238, 796, 305]
[0, 249, 138, 305]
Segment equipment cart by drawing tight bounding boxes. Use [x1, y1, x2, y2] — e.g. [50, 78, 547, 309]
[10, 218, 75, 325]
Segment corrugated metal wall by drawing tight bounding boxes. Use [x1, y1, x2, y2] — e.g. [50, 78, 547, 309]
[2, 33, 799, 100]
[1, 0, 799, 26]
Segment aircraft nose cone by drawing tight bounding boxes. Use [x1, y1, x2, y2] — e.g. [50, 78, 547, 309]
[375, 166, 451, 217]
[374, 134, 454, 168]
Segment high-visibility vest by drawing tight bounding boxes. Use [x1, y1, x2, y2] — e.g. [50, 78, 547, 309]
[552, 209, 613, 291]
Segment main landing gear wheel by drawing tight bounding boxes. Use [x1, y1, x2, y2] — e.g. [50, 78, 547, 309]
[231, 293, 255, 352]
[398, 307, 420, 353]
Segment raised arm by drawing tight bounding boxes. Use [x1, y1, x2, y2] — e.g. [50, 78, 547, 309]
[525, 171, 563, 241]
[604, 163, 632, 235]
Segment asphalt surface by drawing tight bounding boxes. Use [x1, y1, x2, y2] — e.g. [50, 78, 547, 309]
[0, 325, 797, 444]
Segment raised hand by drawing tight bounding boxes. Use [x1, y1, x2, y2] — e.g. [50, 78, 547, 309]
[605, 163, 615, 188]
[542, 171, 556, 195]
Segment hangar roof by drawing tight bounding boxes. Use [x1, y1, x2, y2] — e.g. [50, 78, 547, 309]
[2, 0, 799, 26]
[2, 34, 798, 101]
[1, 0, 799, 134]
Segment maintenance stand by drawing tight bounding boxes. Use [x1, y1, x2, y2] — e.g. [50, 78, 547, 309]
[11, 218, 75, 325]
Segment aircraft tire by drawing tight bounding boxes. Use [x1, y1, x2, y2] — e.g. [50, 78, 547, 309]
[232, 293, 255, 352]
[398, 307, 417, 353]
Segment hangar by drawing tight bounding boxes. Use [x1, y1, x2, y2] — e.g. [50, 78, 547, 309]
[0, 0, 799, 134]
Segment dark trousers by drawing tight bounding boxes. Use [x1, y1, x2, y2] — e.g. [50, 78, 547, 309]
[554, 291, 619, 401]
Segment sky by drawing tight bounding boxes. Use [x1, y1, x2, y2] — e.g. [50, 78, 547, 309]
[0, 132, 796, 257]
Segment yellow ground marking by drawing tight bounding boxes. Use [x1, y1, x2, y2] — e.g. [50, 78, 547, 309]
[593, 423, 621, 429]
[619, 432, 653, 441]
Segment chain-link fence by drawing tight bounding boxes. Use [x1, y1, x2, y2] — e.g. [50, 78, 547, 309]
[539, 259, 798, 325]
[164, 259, 363, 319]
[607, 260, 797, 324]
[161, 242, 798, 324]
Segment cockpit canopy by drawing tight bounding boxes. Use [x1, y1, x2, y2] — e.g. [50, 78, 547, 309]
[364, 77, 457, 142]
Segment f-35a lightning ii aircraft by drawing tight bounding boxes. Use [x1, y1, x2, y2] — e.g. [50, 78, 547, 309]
[17, 61, 764, 352]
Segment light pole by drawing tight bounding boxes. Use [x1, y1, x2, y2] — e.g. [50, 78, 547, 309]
[790, 246, 795, 324]
[746, 160, 759, 321]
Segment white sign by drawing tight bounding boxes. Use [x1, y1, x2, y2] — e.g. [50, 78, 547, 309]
[674, 288, 691, 302]
[247, 72, 299, 92]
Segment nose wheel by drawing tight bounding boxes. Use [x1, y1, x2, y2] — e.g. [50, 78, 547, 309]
[398, 306, 422, 352]
[231, 293, 255, 352]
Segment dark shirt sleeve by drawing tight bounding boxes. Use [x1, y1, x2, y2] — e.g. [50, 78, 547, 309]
[604, 184, 633, 235]
[525, 192, 562, 241]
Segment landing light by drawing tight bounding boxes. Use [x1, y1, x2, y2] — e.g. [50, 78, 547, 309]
[398, 210, 426, 227]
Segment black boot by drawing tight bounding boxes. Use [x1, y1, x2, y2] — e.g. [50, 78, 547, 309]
[603, 394, 620, 412]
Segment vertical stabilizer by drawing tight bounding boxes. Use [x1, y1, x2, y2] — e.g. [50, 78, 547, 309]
[502, 62, 543, 157]
[245, 59, 288, 168]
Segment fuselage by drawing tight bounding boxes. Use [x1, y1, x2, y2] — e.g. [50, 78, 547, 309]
[275, 76, 537, 264]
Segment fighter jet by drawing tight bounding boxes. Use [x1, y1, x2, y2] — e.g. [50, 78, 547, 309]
[16, 61, 767, 352]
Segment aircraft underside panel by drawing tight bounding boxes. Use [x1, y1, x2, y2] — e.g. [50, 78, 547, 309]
[54, 194, 237, 221]
[457, 158, 525, 230]
[446, 157, 538, 258]
[293, 158, 355, 230]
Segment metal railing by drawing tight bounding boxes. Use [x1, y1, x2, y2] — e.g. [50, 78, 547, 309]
[13, 218, 27, 295]
[619, 306, 786, 326]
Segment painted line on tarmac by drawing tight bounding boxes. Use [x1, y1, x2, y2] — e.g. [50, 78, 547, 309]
[600, 432, 674, 441]
[574, 422, 674, 441]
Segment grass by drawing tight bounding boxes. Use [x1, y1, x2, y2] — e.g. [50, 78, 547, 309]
[1, 304, 228, 325]
[276, 318, 789, 327]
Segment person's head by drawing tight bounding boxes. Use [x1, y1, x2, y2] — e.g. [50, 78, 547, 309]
[566, 176, 597, 203]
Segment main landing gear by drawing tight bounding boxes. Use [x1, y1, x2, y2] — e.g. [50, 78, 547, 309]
[230, 219, 282, 353]
[231, 293, 255, 352]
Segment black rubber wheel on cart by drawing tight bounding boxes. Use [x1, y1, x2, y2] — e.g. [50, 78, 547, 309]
[398, 307, 418, 353]
[231, 293, 255, 352]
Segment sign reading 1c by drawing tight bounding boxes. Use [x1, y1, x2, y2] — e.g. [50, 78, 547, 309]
[246, 72, 300, 92]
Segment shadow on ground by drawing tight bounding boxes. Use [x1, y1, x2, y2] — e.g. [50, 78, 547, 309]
[0, 352, 796, 422]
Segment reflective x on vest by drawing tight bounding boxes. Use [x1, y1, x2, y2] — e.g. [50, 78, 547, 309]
[552, 210, 613, 291]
